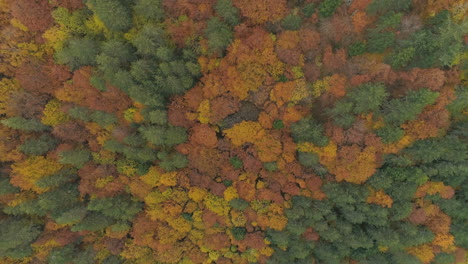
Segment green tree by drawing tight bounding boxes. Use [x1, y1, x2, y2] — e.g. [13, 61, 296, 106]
[366, 31, 395, 53]
[1, 117, 50, 132]
[215, 0, 240, 26]
[0, 217, 42, 259]
[281, 14, 302, 31]
[90, 110, 118, 127]
[297, 151, 319, 168]
[291, 118, 329, 147]
[205, 17, 233, 54]
[59, 149, 92, 168]
[88, 0, 132, 32]
[55, 38, 100, 70]
[18, 134, 58, 155]
[347, 83, 388, 114]
[367, 0, 412, 15]
[87, 195, 143, 221]
[134, 0, 164, 22]
[157, 151, 188, 171]
[375, 126, 404, 143]
[71, 212, 115, 232]
[318, 0, 341, 18]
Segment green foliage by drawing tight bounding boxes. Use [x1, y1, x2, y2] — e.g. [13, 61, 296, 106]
[347, 83, 388, 114]
[71, 212, 115, 232]
[230, 156, 243, 169]
[131, 24, 168, 56]
[59, 149, 92, 168]
[90, 75, 107, 91]
[297, 151, 319, 168]
[91, 110, 118, 127]
[348, 42, 366, 57]
[205, 17, 233, 54]
[375, 126, 404, 143]
[134, 0, 164, 22]
[281, 14, 302, 31]
[0, 178, 19, 195]
[55, 38, 100, 70]
[264, 162, 278, 172]
[273, 119, 284, 129]
[367, 0, 412, 15]
[229, 198, 249, 211]
[1, 117, 50, 132]
[55, 206, 88, 225]
[68, 106, 93, 122]
[88, 0, 132, 31]
[380, 89, 439, 126]
[327, 100, 356, 128]
[387, 47, 415, 69]
[146, 109, 168, 125]
[96, 40, 136, 75]
[291, 118, 329, 147]
[366, 31, 395, 53]
[87, 195, 143, 221]
[18, 134, 58, 155]
[157, 151, 188, 171]
[434, 253, 456, 264]
[231, 227, 247, 240]
[48, 243, 96, 264]
[447, 86, 468, 121]
[215, 0, 240, 26]
[0, 217, 42, 259]
[302, 3, 316, 18]
[375, 12, 402, 30]
[318, 0, 342, 18]
[139, 125, 187, 146]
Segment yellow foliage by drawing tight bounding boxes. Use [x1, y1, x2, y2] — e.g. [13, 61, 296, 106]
[203, 193, 230, 216]
[197, 99, 211, 124]
[433, 233, 455, 252]
[41, 100, 70, 126]
[230, 210, 247, 226]
[224, 121, 263, 146]
[260, 246, 274, 257]
[382, 135, 414, 154]
[168, 217, 192, 234]
[290, 79, 310, 103]
[91, 150, 115, 164]
[311, 76, 331, 98]
[10, 18, 28, 32]
[42, 26, 69, 51]
[407, 244, 435, 263]
[120, 241, 154, 262]
[268, 213, 288, 231]
[223, 186, 238, 201]
[95, 176, 114, 188]
[159, 171, 178, 187]
[85, 122, 112, 146]
[297, 141, 337, 164]
[367, 188, 393, 208]
[140, 166, 161, 187]
[11, 156, 63, 193]
[0, 78, 20, 116]
[189, 187, 208, 203]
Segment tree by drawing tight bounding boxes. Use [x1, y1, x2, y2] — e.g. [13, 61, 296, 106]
[216, 0, 240, 26]
[291, 118, 329, 147]
[205, 17, 233, 54]
[88, 0, 132, 32]
[134, 0, 164, 22]
[18, 134, 58, 155]
[0, 217, 42, 259]
[87, 195, 143, 221]
[347, 82, 388, 114]
[55, 38, 100, 70]
[281, 14, 302, 31]
[318, 0, 342, 18]
[1, 117, 50, 132]
[366, 0, 412, 15]
[10, 0, 53, 32]
[59, 149, 92, 168]
[366, 31, 395, 53]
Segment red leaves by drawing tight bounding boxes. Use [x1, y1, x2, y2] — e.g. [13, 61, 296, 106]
[10, 0, 53, 32]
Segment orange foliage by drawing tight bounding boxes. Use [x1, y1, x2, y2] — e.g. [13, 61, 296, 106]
[415, 181, 455, 199]
[189, 124, 218, 148]
[10, 0, 53, 32]
[331, 145, 378, 184]
[407, 244, 435, 263]
[352, 11, 370, 33]
[10, 156, 63, 193]
[366, 188, 393, 208]
[232, 0, 287, 25]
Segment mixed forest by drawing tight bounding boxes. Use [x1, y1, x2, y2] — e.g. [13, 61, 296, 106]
[0, 0, 467, 263]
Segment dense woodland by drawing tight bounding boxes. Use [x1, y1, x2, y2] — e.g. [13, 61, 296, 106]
[0, 0, 467, 263]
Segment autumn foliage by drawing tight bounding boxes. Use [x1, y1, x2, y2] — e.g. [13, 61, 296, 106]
[0, 0, 466, 263]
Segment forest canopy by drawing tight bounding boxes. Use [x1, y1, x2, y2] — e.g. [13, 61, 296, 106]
[0, 0, 467, 263]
